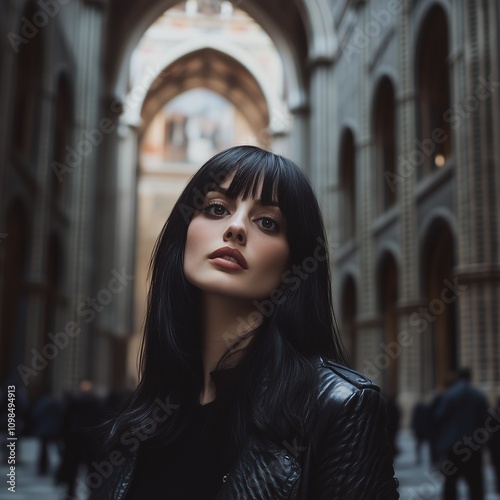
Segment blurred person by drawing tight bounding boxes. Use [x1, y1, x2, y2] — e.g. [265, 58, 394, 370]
[91, 145, 399, 499]
[386, 394, 402, 459]
[57, 379, 104, 497]
[31, 384, 64, 475]
[433, 367, 489, 500]
[490, 396, 500, 493]
[428, 371, 457, 467]
[410, 399, 429, 464]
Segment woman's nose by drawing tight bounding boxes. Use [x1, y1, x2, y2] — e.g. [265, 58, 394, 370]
[223, 221, 247, 245]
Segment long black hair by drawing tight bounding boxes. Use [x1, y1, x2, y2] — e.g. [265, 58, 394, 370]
[103, 145, 347, 456]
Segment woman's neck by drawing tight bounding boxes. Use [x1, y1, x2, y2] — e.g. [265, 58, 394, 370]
[198, 293, 260, 404]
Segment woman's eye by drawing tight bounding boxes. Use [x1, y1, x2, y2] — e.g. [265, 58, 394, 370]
[257, 217, 280, 232]
[203, 203, 228, 217]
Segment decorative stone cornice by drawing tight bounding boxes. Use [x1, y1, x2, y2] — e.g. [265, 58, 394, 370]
[453, 264, 500, 283]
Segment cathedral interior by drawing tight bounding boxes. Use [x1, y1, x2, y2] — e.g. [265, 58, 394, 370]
[0, 0, 499, 426]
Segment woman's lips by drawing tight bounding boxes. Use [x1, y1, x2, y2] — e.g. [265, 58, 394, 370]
[208, 247, 248, 270]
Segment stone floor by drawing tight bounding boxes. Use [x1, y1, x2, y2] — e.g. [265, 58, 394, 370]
[0, 430, 498, 499]
[395, 429, 499, 500]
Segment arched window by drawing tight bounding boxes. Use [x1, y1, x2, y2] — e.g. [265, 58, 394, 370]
[373, 77, 396, 212]
[415, 5, 452, 178]
[339, 129, 356, 241]
[421, 219, 457, 389]
[12, 2, 44, 166]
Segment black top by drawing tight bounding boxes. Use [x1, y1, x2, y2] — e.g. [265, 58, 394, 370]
[125, 368, 240, 500]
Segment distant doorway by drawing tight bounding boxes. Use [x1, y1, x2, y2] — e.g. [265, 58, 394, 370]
[422, 219, 457, 389]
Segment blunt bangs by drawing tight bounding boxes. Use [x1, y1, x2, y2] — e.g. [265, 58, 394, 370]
[189, 145, 300, 217]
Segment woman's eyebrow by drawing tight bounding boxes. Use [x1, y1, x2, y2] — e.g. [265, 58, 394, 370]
[207, 187, 280, 208]
[208, 186, 228, 195]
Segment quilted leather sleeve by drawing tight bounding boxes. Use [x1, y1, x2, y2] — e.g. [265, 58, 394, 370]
[308, 386, 399, 499]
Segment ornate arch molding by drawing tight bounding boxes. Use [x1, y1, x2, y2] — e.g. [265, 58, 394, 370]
[137, 47, 272, 141]
[411, 0, 452, 72]
[105, 0, 310, 112]
[124, 37, 287, 137]
[294, 0, 338, 64]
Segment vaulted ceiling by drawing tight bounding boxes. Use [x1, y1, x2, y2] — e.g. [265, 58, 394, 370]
[139, 47, 269, 138]
[103, 0, 309, 95]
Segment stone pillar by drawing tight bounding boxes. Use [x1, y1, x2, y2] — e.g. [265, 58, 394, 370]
[354, 4, 386, 389]
[309, 60, 344, 352]
[55, 1, 105, 393]
[22, 11, 56, 389]
[287, 104, 309, 170]
[309, 61, 333, 201]
[92, 85, 141, 388]
[112, 121, 138, 338]
[396, 0, 424, 415]
[0, 2, 17, 229]
[455, 0, 500, 399]
[0, 0, 19, 357]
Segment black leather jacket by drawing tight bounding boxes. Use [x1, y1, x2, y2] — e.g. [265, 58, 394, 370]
[92, 357, 399, 499]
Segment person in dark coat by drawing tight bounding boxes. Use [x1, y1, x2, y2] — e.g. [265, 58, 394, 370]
[31, 386, 65, 474]
[428, 371, 458, 467]
[490, 396, 500, 494]
[433, 367, 489, 500]
[57, 379, 104, 496]
[411, 400, 429, 464]
[385, 394, 402, 458]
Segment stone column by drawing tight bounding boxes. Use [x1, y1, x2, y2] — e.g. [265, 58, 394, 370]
[22, 10, 56, 389]
[55, 1, 105, 393]
[354, 4, 388, 389]
[396, 0, 424, 415]
[286, 104, 309, 170]
[309, 61, 333, 201]
[455, 0, 500, 399]
[0, 3, 17, 233]
[309, 60, 344, 346]
[91, 87, 140, 389]
[111, 121, 138, 338]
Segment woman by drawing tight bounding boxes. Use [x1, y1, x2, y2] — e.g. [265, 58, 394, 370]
[92, 145, 399, 499]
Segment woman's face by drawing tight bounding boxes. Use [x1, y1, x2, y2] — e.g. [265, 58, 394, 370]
[184, 176, 290, 302]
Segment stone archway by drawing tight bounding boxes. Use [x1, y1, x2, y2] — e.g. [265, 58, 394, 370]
[421, 216, 457, 389]
[124, 37, 287, 138]
[376, 250, 399, 397]
[104, 0, 316, 111]
[139, 48, 271, 143]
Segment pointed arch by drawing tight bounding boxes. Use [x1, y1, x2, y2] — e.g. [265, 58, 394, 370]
[414, 2, 452, 177]
[124, 38, 286, 135]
